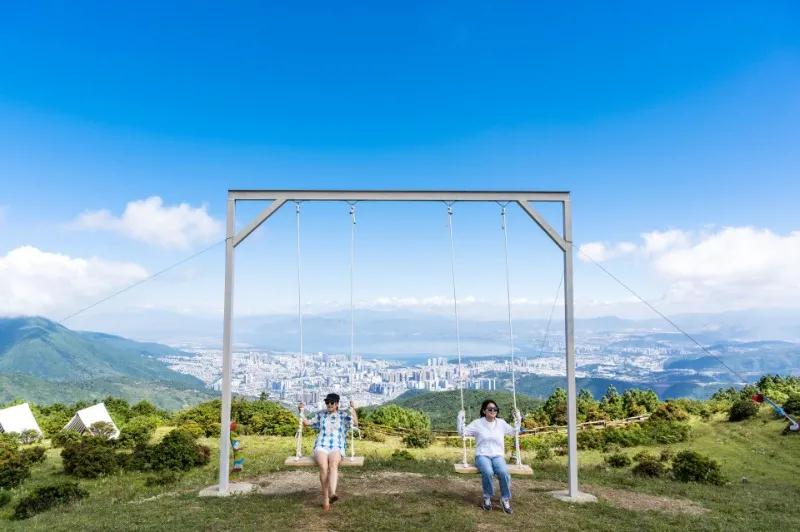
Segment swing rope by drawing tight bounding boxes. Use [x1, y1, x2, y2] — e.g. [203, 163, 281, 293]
[294, 202, 306, 459]
[446, 204, 469, 466]
[500, 206, 523, 466]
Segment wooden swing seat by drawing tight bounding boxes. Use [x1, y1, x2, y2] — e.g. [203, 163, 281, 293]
[284, 455, 364, 467]
[453, 463, 533, 475]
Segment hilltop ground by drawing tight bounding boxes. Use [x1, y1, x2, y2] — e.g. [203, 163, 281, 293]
[2, 411, 799, 531]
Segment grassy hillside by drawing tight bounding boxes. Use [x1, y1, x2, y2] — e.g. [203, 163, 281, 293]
[1, 410, 799, 530]
[0, 317, 210, 408]
[383, 389, 543, 430]
[0, 373, 213, 411]
[0, 317, 198, 384]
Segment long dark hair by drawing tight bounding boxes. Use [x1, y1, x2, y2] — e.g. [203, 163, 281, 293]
[480, 399, 499, 417]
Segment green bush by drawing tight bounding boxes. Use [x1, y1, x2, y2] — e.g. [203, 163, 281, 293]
[729, 399, 759, 422]
[89, 421, 118, 439]
[649, 403, 689, 422]
[18, 429, 42, 445]
[0, 490, 11, 508]
[360, 424, 387, 443]
[783, 394, 800, 416]
[659, 448, 675, 462]
[362, 404, 431, 432]
[118, 416, 159, 448]
[178, 420, 205, 439]
[535, 446, 553, 461]
[12, 481, 88, 520]
[641, 421, 691, 445]
[175, 400, 223, 437]
[671, 450, 726, 485]
[402, 429, 433, 449]
[605, 452, 631, 468]
[632, 456, 667, 477]
[0, 432, 19, 451]
[391, 449, 415, 461]
[20, 446, 47, 466]
[130, 428, 211, 472]
[0, 454, 30, 489]
[51, 430, 83, 448]
[61, 437, 118, 478]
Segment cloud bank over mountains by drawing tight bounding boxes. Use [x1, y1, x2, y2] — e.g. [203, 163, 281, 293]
[579, 226, 800, 310]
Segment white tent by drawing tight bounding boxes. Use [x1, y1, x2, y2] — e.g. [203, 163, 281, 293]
[63, 402, 120, 439]
[0, 403, 42, 435]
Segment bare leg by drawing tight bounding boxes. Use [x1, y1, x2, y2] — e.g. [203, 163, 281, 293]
[328, 450, 342, 501]
[314, 450, 330, 510]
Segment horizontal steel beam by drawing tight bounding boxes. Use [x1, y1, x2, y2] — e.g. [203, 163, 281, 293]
[229, 190, 569, 203]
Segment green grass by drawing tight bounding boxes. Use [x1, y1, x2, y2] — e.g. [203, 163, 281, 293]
[2, 412, 799, 531]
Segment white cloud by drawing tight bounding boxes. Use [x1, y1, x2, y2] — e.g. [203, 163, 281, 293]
[372, 295, 478, 310]
[0, 246, 148, 317]
[581, 227, 800, 310]
[70, 196, 221, 249]
[578, 241, 637, 262]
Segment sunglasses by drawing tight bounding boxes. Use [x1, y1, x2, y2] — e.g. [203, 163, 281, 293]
[485, 407, 499, 412]
[324, 400, 337, 405]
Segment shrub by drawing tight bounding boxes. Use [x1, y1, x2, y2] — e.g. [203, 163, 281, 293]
[402, 429, 433, 449]
[89, 421, 118, 440]
[362, 404, 431, 432]
[729, 399, 759, 422]
[20, 446, 47, 466]
[0, 490, 11, 507]
[118, 416, 158, 448]
[61, 437, 118, 478]
[12, 481, 88, 520]
[605, 452, 631, 468]
[535, 446, 553, 461]
[51, 430, 83, 448]
[672, 450, 726, 485]
[633, 450, 657, 462]
[175, 400, 223, 437]
[130, 428, 211, 472]
[649, 403, 689, 422]
[659, 448, 674, 463]
[632, 456, 667, 477]
[391, 449, 415, 461]
[360, 424, 387, 443]
[783, 394, 800, 416]
[178, 420, 205, 439]
[0, 454, 30, 489]
[0, 432, 19, 452]
[641, 421, 691, 445]
[19, 429, 42, 445]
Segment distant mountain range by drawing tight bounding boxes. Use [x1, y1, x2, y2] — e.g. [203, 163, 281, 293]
[67, 307, 800, 355]
[0, 317, 212, 408]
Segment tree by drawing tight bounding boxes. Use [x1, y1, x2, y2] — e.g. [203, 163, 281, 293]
[601, 386, 625, 419]
[543, 388, 568, 425]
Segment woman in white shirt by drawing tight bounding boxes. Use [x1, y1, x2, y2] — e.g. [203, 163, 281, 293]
[458, 399, 518, 514]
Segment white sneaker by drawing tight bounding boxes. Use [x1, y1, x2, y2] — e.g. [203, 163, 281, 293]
[501, 498, 513, 514]
[482, 497, 492, 511]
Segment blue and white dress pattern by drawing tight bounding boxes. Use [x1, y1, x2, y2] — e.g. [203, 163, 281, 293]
[311, 410, 352, 452]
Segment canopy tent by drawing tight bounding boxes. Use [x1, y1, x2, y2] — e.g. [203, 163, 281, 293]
[0, 403, 42, 435]
[63, 402, 120, 439]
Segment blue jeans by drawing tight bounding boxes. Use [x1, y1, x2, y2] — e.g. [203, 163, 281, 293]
[474, 455, 511, 500]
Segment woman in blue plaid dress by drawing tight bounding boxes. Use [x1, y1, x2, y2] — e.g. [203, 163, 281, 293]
[300, 393, 356, 511]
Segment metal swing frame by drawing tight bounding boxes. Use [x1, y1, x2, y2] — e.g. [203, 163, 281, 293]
[207, 189, 594, 503]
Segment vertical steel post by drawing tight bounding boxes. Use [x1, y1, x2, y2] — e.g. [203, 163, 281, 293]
[217, 196, 235, 494]
[563, 197, 579, 497]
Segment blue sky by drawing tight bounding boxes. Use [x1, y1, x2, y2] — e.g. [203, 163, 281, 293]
[1, 2, 799, 327]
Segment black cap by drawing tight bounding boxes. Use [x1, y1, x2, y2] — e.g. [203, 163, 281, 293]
[324, 393, 340, 403]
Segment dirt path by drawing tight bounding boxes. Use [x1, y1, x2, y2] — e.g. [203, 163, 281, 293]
[253, 470, 707, 516]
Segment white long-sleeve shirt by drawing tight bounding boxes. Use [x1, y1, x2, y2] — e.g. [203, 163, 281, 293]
[460, 417, 516, 457]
